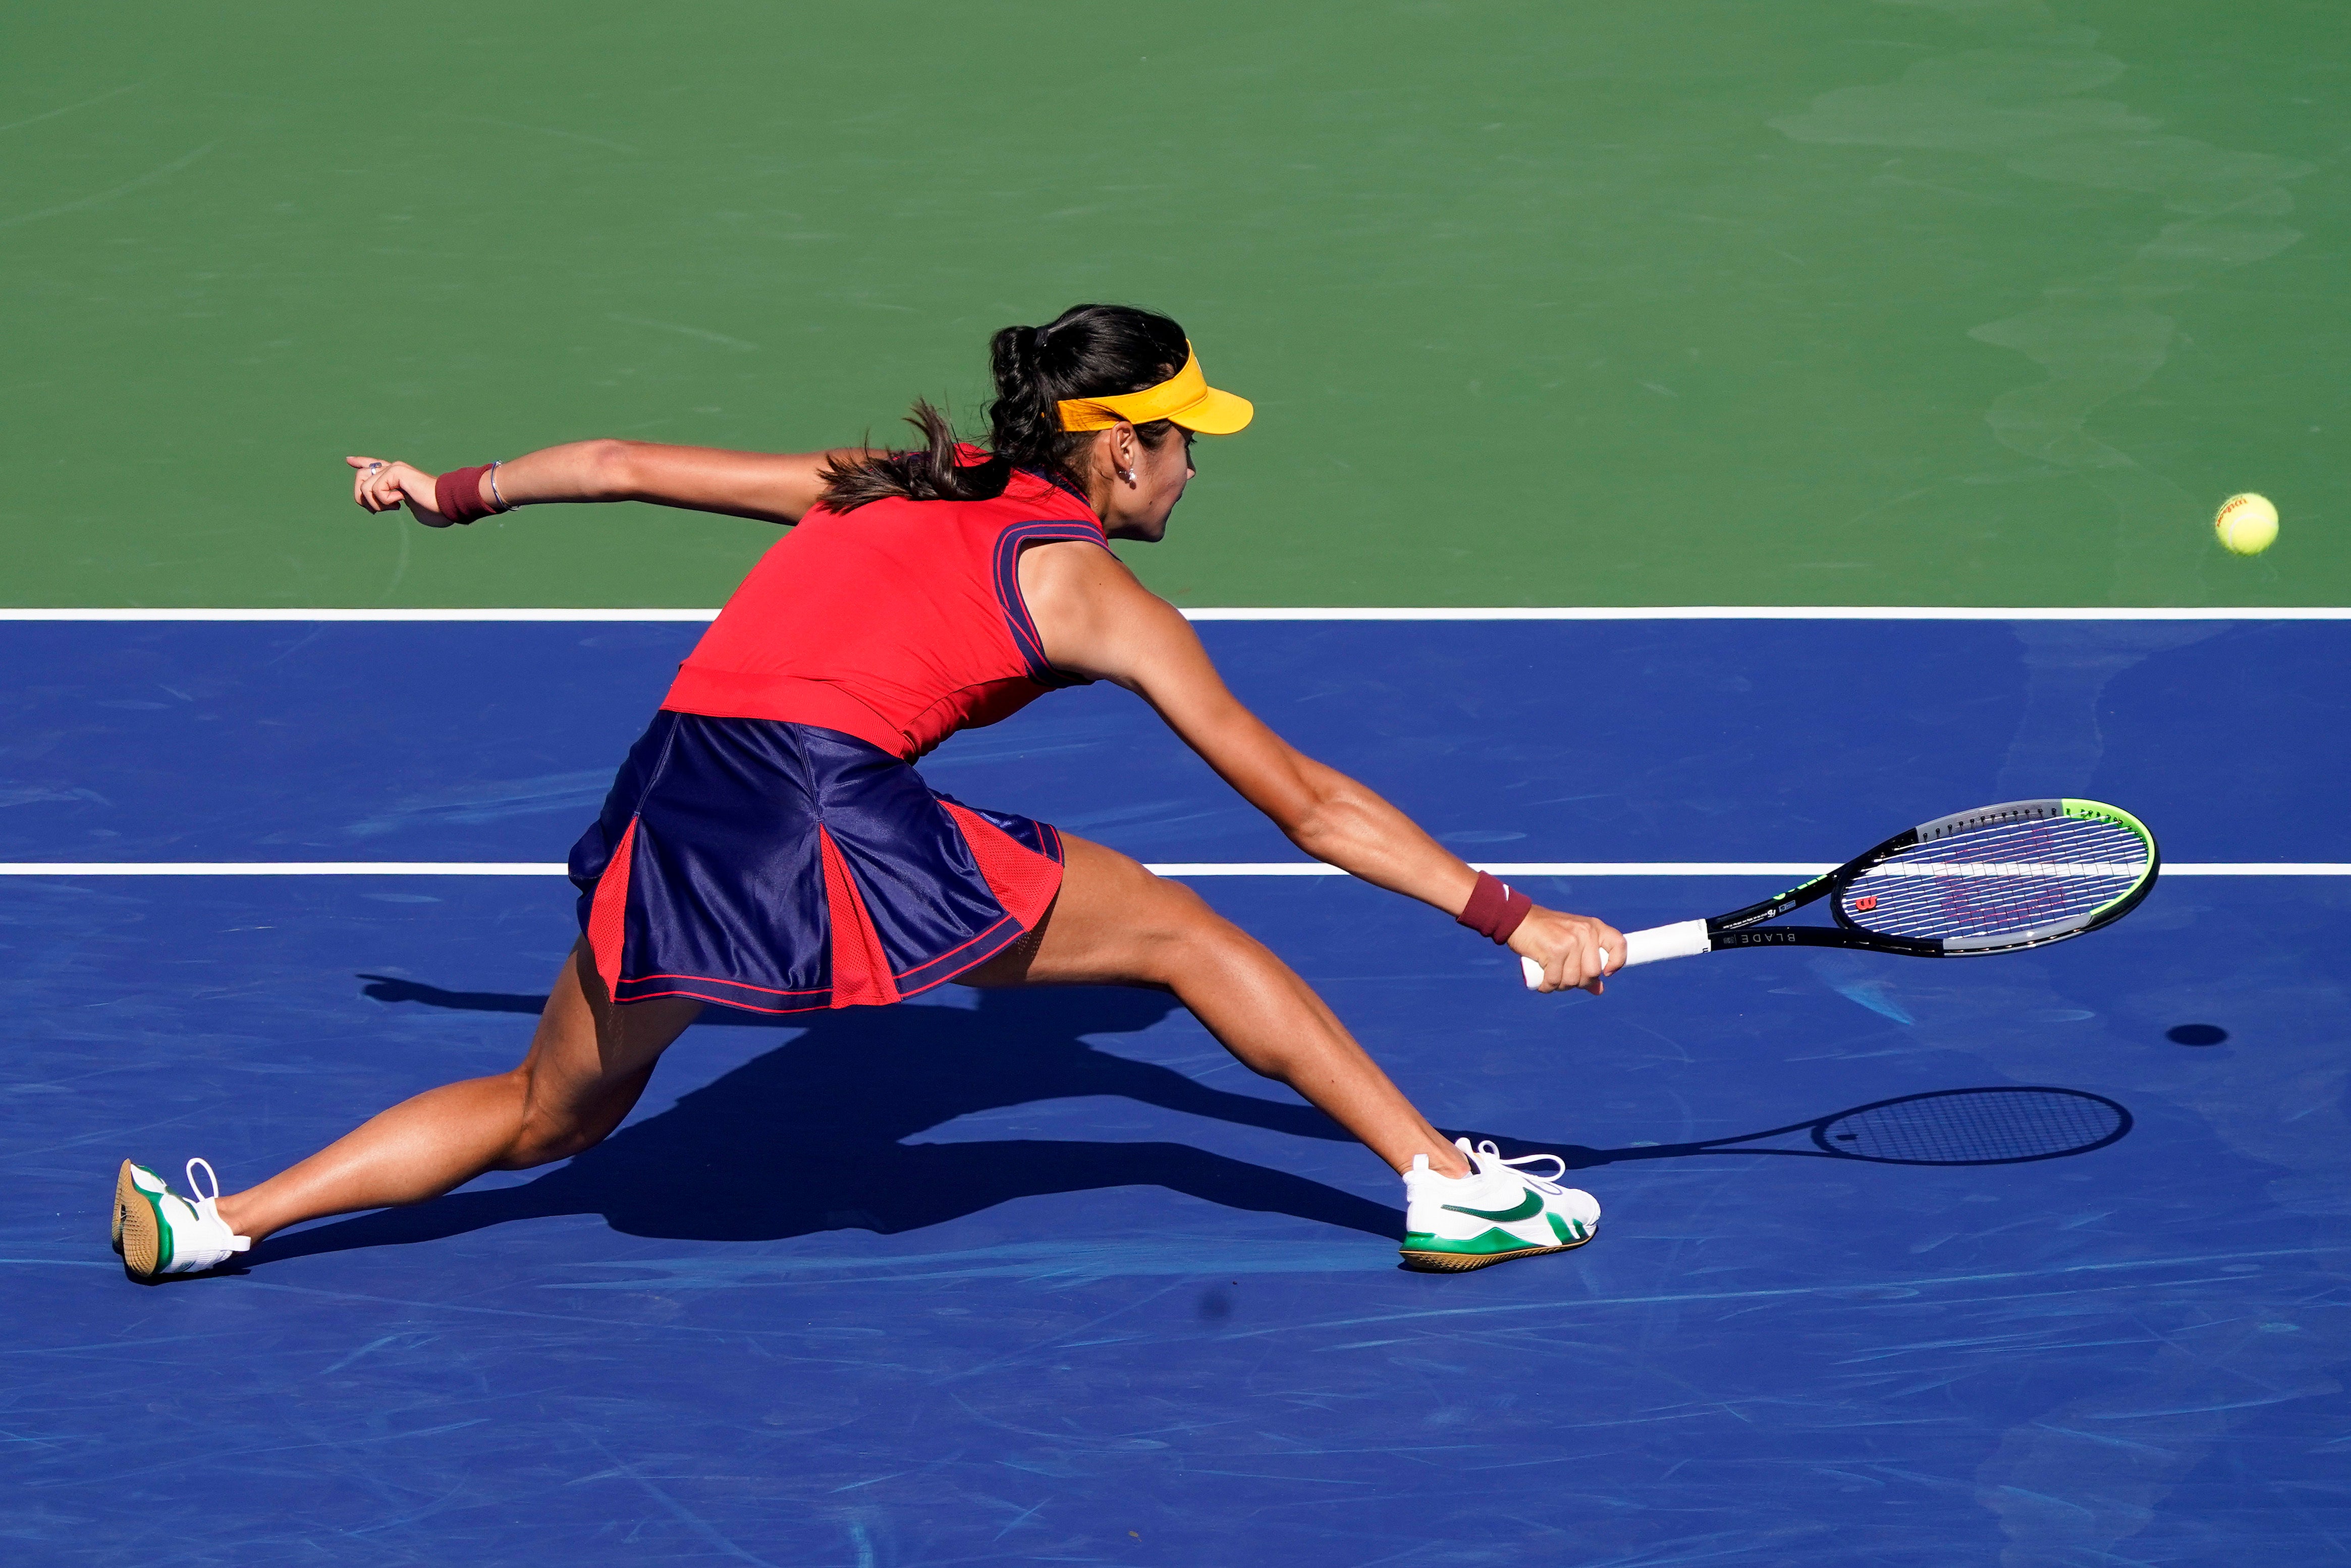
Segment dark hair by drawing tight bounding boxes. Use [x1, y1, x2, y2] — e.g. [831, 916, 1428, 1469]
[819, 303, 1190, 511]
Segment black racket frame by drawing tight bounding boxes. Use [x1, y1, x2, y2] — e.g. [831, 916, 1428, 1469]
[1703, 802, 2162, 959]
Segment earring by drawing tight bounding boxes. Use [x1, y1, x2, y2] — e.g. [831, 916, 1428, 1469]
[1120, 467, 1136, 484]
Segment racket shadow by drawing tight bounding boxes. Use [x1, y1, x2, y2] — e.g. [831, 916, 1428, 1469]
[1462, 1086, 2136, 1172]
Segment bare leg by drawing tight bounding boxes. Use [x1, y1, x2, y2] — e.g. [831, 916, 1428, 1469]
[959, 836, 1471, 1178]
[216, 941, 700, 1242]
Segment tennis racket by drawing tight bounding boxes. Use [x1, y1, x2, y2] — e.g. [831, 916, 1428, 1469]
[1523, 797, 2158, 987]
[1516, 1086, 2132, 1169]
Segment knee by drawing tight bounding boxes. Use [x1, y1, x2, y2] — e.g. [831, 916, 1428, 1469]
[502, 1126, 604, 1170]
[1127, 876, 1250, 985]
[502, 1098, 611, 1170]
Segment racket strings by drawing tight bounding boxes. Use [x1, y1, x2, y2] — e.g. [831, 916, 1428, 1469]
[1841, 816, 2149, 941]
[1823, 1089, 2125, 1164]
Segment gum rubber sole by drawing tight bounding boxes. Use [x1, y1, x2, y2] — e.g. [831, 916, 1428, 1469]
[1400, 1233, 1595, 1272]
[115, 1160, 162, 1278]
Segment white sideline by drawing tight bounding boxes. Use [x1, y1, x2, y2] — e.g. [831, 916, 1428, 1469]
[8, 613, 2329, 877]
[0, 861, 2339, 877]
[0, 606, 2344, 622]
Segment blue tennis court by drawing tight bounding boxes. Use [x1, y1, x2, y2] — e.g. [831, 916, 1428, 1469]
[7, 616, 2347, 1564]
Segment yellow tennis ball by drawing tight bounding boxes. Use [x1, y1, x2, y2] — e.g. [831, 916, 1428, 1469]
[2214, 492, 2278, 556]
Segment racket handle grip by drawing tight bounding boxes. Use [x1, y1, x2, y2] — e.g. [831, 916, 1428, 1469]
[1623, 919, 1713, 966]
[1519, 918, 1713, 989]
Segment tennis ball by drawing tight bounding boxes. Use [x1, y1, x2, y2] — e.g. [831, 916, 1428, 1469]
[2214, 492, 2278, 556]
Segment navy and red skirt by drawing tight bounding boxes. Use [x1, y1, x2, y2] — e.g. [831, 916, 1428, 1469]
[567, 713, 1065, 1013]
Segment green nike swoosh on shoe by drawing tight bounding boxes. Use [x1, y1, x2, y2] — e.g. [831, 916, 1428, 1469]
[1400, 1137, 1601, 1272]
[1440, 1190, 1544, 1224]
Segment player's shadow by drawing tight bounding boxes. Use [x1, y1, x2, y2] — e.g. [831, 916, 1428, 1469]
[261, 978, 1393, 1265]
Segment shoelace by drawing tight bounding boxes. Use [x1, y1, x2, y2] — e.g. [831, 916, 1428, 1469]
[186, 1157, 223, 1208]
[1468, 1140, 1572, 1198]
[183, 1156, 252, 1249]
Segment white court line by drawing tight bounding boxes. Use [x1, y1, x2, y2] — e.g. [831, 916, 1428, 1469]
[0, 607, 2345, 623]
[0, 861, 2340, 877]
[1181, 607, 2351, 622]
[0, 862, 570, 876]
[0, 608, 722, 622]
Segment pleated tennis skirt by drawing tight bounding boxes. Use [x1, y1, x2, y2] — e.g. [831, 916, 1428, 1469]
[567, 713, 1065, 1013]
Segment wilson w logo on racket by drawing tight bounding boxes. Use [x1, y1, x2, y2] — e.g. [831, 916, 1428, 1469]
[1523, 799, 2158, 986]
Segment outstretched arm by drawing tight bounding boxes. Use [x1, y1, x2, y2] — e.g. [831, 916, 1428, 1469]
[1020, 541, 1619, 993]
[346, 440, 878, 528]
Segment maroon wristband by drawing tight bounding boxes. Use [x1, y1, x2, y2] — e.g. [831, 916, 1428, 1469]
[433, 464, 500, 524]
[1456, 870, 1533, 944]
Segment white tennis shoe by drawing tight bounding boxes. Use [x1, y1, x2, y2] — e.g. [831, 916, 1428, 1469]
[114, 1158, 251, 1280]
[1400, 1138, 1599, 1271]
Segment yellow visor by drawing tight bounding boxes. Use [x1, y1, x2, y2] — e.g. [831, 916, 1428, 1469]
[1054, 343, 1253, 434]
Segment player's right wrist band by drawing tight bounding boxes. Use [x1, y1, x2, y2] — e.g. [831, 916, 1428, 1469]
[1457, 870, 1532, 943]
[433, 463, 509, 524]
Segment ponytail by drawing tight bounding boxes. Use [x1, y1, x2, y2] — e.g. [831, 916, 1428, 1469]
[815, 400, 1013, 509]
[819, 304, 1188, 512]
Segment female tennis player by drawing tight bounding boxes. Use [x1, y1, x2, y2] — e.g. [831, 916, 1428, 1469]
[113, 304, 1620, 1280]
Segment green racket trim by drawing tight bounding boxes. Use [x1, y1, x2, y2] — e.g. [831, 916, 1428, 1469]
[2058, 798, 2161, 926]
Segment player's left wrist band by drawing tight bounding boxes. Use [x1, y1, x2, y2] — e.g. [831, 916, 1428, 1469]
[1457, 870, 1532, 944]
[433, 463, 512, 524]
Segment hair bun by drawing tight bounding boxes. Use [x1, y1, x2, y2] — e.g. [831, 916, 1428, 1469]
[986, 302, 1188, 479]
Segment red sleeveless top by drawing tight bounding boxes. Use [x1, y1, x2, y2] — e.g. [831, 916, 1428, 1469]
[661, 467, 1108, 761]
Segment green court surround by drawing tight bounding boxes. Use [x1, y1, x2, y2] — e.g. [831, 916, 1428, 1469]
[4, 1, 2342, 608]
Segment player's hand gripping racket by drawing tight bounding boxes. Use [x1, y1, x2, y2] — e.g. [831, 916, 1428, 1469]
[1524, 798, 2158, 988]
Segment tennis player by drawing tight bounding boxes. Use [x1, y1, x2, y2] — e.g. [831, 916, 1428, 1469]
[113, 304, 1620, 1280]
